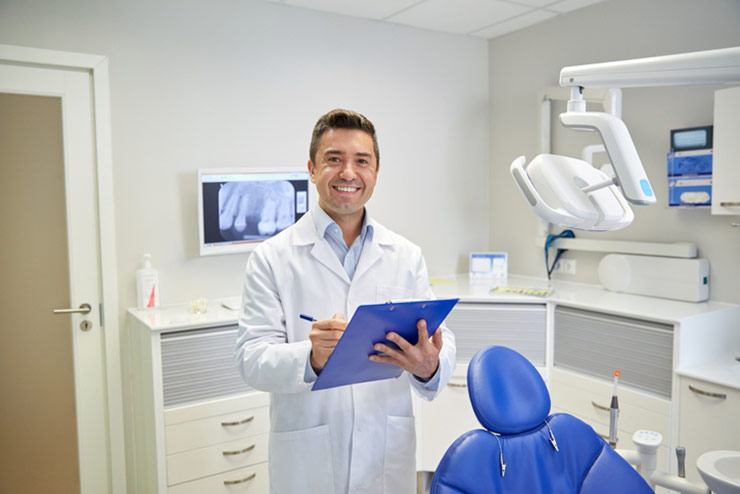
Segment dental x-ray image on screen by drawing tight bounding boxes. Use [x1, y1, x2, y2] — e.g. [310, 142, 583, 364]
[198, 169, 310, 255]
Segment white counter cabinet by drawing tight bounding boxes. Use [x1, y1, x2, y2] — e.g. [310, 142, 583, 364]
[712, 85, 740, 215]
[125, 302, 269, 493]
[677, 374, 740, 484]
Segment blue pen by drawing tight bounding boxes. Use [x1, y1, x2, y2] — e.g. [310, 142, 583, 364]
[300, 314, 317, 322]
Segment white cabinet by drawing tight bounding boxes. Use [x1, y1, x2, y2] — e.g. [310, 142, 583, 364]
[125, 304, 269, 493]
[678, 376, 740, 484]
[712, 85, 740, 215]
[417, 363, 479, 472]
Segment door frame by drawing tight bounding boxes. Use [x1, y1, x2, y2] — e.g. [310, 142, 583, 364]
[0, 44, 125, 493]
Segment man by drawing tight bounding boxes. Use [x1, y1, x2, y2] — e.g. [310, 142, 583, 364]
[235, 108, 456, 494]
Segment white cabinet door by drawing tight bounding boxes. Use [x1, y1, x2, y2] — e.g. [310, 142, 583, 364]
[417, 364, 479, 472]
[678, 376, 740, 484]
[712, 85, 740, 215]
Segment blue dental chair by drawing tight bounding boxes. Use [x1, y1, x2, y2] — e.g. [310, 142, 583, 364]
[430, 346, 653, 494]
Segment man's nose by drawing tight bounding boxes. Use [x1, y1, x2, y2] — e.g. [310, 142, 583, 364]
[337, 162, 359, 179]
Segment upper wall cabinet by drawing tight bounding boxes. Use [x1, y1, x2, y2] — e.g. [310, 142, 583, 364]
[712, 85, 740, 215]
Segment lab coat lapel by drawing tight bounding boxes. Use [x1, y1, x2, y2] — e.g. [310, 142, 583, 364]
[292, 211, 350, 284]
[353, 220, 390, 282]
[311, 241, 351, 284]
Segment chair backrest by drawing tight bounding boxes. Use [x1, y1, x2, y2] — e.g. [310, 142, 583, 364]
[430, 346, 653, 494]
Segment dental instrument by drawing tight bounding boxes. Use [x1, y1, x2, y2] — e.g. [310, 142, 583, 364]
[511, 46, 740, 231]
[609, 370, 620, 449]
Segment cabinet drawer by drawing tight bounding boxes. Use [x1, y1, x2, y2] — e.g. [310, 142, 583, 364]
[167, 433, 268, 486]
[168, 462, 269, 494]
[550, 368, 670, 438]
[165, 404, 269, 454]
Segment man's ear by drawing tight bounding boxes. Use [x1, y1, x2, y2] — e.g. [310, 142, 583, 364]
[307, 159, 316, 183]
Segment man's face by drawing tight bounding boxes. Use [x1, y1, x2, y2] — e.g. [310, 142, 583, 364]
[308, 128, 379, 223]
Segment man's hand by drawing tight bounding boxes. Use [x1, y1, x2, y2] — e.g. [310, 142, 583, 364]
[309, 313, 347, 374]
[369, 319, 443, 380]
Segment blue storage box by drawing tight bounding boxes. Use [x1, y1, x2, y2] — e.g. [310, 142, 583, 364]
[667, 149, 712, 176]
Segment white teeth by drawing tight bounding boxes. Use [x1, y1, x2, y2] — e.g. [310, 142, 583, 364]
[335, 186, 358, 192]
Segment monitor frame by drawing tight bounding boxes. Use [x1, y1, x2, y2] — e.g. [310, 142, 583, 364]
[197, 167, 312, 256]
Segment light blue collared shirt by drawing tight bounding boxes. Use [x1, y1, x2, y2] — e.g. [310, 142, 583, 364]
[312, 205, 374, 280]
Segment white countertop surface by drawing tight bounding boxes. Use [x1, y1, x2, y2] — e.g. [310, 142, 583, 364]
[431, 274, 739, 325]
[128, 298, 241, 332]
[676, 356, 740, 390]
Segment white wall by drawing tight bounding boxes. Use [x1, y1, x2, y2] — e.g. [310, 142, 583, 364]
[488, 0, 740, 304]
[0, 0, 490, 313]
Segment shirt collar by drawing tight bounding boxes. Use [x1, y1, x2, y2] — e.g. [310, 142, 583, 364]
[312, 204, 374, 243]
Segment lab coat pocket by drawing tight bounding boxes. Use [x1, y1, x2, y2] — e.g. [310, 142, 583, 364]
[376, 285, 414, 303]
[383, 415, 416, 494]
[269, 424, 334, 494]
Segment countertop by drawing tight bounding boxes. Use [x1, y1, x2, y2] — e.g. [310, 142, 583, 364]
[431, 274, 739, 325]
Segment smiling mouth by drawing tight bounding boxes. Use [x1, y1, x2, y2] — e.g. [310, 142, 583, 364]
[333, 185, 361, 193]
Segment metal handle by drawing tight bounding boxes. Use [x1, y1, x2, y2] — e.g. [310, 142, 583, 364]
[591, 401, 610, 412]
[53, 303, 92, 315]
[676, 446, 686, 478]
[720, 201, 740, 207]
[221, 415, 254, 427]
[447, 382, 467, 388]
[688, 384, 727, 400]
[223, 472, 256, 486]
[222, 443, 255, 456]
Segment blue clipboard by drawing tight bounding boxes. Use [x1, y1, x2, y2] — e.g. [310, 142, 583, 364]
[312, 298, 459, 391]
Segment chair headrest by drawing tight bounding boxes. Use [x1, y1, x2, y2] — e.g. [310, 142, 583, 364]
[467, 346, 551, 434]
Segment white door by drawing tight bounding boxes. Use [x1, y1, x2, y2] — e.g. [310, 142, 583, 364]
[0, 61, 112, 492]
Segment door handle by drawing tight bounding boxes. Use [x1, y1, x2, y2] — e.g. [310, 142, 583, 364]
[53, 303, 92, 315]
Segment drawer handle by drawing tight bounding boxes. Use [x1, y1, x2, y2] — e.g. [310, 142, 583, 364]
[720, 201, 740, 207]
[688, 384, 726, 400]
[221, 415, 255, 427]
[448, 382, 467, 388]
[222, 443, 256, 456]
[591, 401, 610, 412]
[223, 472, 257, 486]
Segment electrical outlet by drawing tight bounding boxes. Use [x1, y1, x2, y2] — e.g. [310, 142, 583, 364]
[554, 258, 577, 275]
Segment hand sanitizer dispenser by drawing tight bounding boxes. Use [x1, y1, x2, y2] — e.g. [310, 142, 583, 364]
[136, 253, 160, 309]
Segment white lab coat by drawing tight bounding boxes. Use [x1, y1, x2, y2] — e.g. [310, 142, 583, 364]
[235, 210, 456, 494]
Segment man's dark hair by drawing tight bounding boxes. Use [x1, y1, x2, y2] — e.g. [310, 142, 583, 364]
[309, 109, 379, 165]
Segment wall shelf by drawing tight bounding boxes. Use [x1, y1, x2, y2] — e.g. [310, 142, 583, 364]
[536, 237, 697, 258]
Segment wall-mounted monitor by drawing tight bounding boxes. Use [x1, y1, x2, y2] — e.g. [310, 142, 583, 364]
[198, 168, 311, 256]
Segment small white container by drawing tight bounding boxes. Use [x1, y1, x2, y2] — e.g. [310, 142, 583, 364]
[136, 253, 160, 309]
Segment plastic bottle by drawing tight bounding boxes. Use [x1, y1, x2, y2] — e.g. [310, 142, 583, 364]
[136, 253, 160, 309]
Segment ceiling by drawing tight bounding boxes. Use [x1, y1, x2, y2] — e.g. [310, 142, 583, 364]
[264, 0, 607, 39]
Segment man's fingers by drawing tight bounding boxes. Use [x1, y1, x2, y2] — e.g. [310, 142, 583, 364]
[431, 326, 443, 349]
[385, 331, 413, 352]
[416, 319, 430, 345]
[373, 341, 404, 361]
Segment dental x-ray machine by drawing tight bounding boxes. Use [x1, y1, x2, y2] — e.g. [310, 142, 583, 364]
[511, 46, 740, 231]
